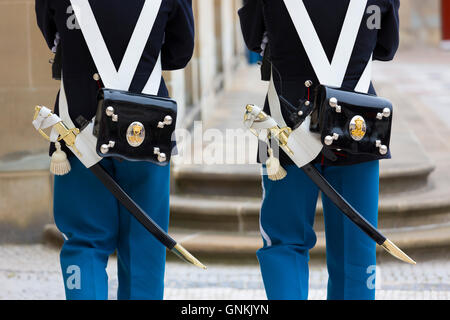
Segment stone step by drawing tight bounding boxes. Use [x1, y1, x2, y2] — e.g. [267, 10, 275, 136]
[168, 223, 450, 260]
[0, 153, 53, 243]
[41, 222, 450, 261]
[173, 131, 435, 198]
[168, 188, 450, 232]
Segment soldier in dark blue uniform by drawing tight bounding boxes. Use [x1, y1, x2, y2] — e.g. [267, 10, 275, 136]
[239, 0, 400, 300]
[36, 0, 194, 300]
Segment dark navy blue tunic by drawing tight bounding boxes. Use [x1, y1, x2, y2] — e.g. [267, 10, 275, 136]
[36, 0, 194, 155]
[239, 0, 400, 166]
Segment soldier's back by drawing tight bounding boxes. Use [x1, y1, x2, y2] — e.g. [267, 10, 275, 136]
[239, 0, 400, 94]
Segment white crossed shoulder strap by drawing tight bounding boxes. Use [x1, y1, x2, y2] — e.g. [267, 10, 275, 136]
[34, 0, 164, 168]
[69, 0, 163, 93]
[254, 0, 373, 168]
[282, 0, 371, 91]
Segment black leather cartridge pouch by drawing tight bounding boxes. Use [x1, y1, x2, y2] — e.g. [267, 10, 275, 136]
[313, 85, 393, 157]
[94, 88, 177, 165]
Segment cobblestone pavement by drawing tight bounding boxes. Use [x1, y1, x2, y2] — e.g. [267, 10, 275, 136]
[0, 245, 448, 300]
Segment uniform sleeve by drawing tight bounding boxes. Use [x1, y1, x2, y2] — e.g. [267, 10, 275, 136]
[238, 0, 266, 53]
[373, 0, 400, 61]
[35, 0, 57, 50]
[161, 0, 195, 70]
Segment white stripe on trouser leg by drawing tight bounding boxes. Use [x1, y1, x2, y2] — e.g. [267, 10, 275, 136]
[259, 167, 272, 247]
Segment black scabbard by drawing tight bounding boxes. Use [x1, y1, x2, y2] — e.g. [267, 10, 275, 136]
[89, 163, 177, 250]
[302, 163, 386, 245]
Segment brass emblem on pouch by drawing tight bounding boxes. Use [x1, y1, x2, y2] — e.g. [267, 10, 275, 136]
[349, 115, 366, 141]
[126, 122, 146, 147]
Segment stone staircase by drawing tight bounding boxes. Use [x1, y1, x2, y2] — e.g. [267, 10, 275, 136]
[170, 130, 445, 231]
[0, 152, 52, 243]
[168, 146, 450, 259]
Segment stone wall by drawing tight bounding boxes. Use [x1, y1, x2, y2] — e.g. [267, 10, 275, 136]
[399, 0, 442, 48]
[0, 0, 58, 158]
[0, 0, 57, 242]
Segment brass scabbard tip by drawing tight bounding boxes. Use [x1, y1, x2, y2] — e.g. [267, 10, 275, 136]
[172, 244, 207, 270]
[381, 239, 416, 265]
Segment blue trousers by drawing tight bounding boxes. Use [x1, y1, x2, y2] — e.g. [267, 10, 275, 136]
[53, 157, 170, 300]
[257, 161, 379, 300]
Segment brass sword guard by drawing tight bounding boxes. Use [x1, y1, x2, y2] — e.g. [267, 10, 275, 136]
[244, 104, 294, 155]
[244, 104, 266, 137]
[34, 106, 82, 156]
[268, 126, 294, 155]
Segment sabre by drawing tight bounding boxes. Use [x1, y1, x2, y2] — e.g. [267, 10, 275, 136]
[33, 105, 206, 270]
[244, 104, 416, 265]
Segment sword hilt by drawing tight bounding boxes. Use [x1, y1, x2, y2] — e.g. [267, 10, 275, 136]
[34, 106, 53, 142]
[33, 106, 82, 157]
[269, 126, 294, 155]
[244, 104, 294, 155]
